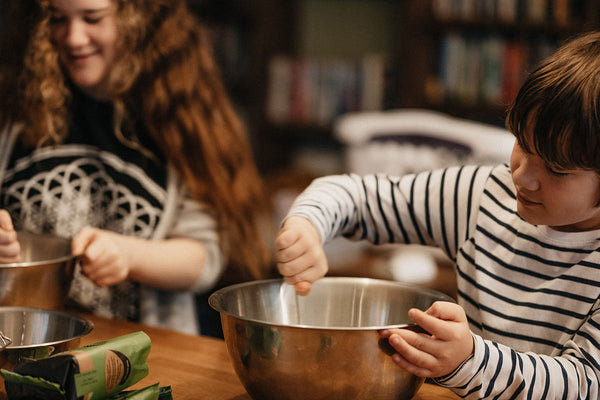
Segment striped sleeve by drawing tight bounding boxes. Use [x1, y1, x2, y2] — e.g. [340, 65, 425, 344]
[435, 306, 600, 399]
[287, 165, 493, 260]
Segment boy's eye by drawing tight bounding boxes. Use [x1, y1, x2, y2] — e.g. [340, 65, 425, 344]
[550, 170, 568, 177]
[546, 165, 570, 177]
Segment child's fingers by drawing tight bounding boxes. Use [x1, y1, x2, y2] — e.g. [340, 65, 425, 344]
[275, 228, 299, 252]
[276, 240, 305, 265]
[406, 308, 445, 337]
[71, 226, 97, 256]
[0, 241, 20, 262]
[283, 262, 325, 286]
[0, 210, 16, 246]
[408, 302, 467, 341]
[424, 301, 466, 322]
[277, 241, 327, 281]
[277, 251, 309, 277]
[389, 333, 437, 375]
[391, 350, 432, 378]
[0, 210, 14, 231]
[0, 229, 17, 245]
[294, 281, 312, 296]
[276, 217, 326, 296]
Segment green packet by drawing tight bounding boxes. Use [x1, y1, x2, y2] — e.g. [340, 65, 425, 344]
[108, 383, 173, 400]
[1, 331, 151, 400]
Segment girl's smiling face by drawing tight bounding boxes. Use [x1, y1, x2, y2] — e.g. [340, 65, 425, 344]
[510, 136, 600, 232]
[49, 0, 118, 99]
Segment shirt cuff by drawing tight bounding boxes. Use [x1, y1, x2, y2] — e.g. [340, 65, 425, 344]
[434, 333, 485, 388]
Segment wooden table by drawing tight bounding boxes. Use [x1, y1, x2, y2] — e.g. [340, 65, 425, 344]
[3, 313, 461, 399]
[82, 314, 460, 399]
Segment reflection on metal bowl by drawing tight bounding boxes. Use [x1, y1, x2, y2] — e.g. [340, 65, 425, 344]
[0, 231, 77, 310]
[209, 277, 454, 400]
[0, 307, 93, 371]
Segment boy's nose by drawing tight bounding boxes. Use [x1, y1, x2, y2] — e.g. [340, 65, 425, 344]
[513, 161, 540, 192]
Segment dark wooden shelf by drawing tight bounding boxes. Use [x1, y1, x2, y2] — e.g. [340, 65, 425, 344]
[430, 19, 593, 37]
[399, 0, 600, 127]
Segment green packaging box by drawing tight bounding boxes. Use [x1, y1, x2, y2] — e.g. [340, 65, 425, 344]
[1, 331, 151, 400]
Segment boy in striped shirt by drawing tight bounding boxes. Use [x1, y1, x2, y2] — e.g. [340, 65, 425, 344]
[276, 32, 600, 399]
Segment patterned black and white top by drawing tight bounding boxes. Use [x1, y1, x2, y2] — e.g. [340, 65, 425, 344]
[0, 90, 224, 334]
[288, 165, 600, 399]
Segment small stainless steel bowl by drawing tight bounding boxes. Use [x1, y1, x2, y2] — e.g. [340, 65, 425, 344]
[0, 231, 77, 309]
[0, 306, 93, 370]
[209, 277, 454, 400]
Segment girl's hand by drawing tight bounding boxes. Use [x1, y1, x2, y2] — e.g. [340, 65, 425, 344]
[380, 301, 474, 378]
[71, 227, 132, 287]
[275, 216, 328, 295]
[0, 210, 20, 263]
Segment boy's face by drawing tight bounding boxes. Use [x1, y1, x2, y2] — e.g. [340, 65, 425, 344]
[510, 138, 600, 232]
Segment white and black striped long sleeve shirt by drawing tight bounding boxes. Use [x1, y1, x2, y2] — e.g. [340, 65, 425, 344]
[287, 165, 600, 399]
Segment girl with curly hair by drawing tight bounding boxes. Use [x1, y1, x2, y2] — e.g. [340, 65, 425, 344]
[0, 0, 273, 334]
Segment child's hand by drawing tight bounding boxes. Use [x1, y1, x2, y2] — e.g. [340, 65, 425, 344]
[71, 227, 132, 287]
[0, 210, 20, 263]
[275, 216, 328, 295]
[380, 301, 474, 378]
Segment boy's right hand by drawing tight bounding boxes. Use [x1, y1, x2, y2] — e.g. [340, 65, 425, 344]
[275, 216, 328, 296]
[0, 210, 20, 263]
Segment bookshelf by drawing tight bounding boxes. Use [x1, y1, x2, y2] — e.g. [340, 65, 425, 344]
[191, 0, 600, 174]
[259, 0, 401, 173]
[189, 0, 401, 174]
[399, 0, 600, 126]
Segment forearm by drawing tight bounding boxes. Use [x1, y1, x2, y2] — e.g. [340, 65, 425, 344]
[123, 236, 207, 291]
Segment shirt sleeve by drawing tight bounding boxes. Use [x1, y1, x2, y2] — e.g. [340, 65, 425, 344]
[167, 190, 225, 293]
[435, 301, 600, 399]
[287, 165, 493, 261]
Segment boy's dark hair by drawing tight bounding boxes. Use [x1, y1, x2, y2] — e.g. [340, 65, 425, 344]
[506, 31, 600, 174]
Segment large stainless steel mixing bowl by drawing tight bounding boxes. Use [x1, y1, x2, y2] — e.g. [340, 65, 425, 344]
[0, 306, 93, 370]
[0, 231, 77, 309]
[209, 277, 454, 400]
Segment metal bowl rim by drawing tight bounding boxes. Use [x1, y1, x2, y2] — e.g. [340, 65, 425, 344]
[0, 231, 77, 268]
[0, 253, 78, 268]
[208, 277, 455, 331]
[0, 306, 94, 349]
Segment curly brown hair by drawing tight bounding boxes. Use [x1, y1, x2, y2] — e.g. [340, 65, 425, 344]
[0, 0, 273, 282]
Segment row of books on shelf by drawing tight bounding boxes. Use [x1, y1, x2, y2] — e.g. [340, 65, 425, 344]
[436, 33, 556, 105]
[433, 0, 586, 25]
[266, 54, 386, 127]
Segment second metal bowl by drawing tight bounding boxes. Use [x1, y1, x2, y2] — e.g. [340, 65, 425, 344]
[0, 306, 93, 370]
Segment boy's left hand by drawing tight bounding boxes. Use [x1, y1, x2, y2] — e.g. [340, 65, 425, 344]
[380, 301, 474, 378]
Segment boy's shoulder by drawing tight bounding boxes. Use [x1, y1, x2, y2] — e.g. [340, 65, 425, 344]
[446, 163, 510, 184]
[482, 163, 514, 193]
[455, 164, 514, 204]
[490, 163, 511, 178]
